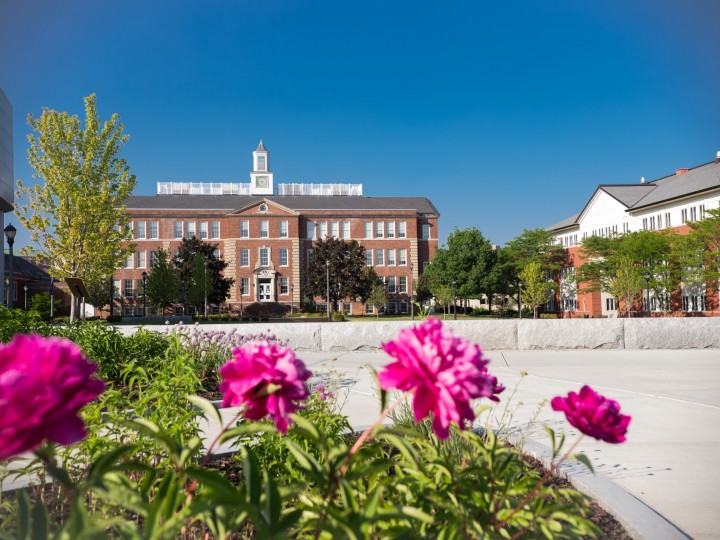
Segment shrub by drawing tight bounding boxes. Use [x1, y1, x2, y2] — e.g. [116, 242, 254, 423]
[540, 313, 559, 319]
[0, 319, 628, 539]
[0, 307, 53, 342]
[331, 311, 346, 322]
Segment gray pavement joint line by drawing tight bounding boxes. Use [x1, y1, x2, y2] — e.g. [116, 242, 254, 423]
[500, 351, 509, 368]
[512, 374, 720, 410]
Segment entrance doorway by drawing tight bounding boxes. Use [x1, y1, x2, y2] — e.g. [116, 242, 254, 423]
[259, 280, 272, 302]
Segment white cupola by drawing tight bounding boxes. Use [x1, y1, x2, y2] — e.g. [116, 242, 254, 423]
[250, 140, 273, 195]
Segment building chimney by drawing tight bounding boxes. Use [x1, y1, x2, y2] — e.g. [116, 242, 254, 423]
[640, 176, 646, 184]
[676, 168, 689, 176]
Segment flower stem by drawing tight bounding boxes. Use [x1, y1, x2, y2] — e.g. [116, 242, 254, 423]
[340, 393, 408, 475]
[495, 435, 585, 531]
[186, 406, 247, 502]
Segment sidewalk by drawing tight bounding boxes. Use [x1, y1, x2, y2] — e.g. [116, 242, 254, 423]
[289, 349, 719, 540]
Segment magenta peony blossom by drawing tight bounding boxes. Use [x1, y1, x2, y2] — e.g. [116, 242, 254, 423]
[219, 341, 311, 433]
[551, 385, 631, 444]
[378, 318, 504, 439]
[0, 334, 105, 460]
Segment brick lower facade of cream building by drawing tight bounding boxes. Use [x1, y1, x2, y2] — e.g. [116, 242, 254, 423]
[114, 142, 439, 315]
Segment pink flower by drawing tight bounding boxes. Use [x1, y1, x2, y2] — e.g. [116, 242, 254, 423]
[378, 318, 503, 439]
[316, 384, 326, 401]
[0, 335, 105, 460]
[220, 342, 311, 433]
[551, 385, 631, 444]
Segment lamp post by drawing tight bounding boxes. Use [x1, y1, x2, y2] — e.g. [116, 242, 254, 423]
[452, 279, 457, 321]
[4, 223, 16, 310]
[24, 285, 28, 310]
[50, 276, 55, 318]
[290, 283, 294, 315]
[518, 281, 523, 320]
[203, 261, 208, 317]
[326, 260, 330, 319]
[142, 271, 148, 317]
[410, 264, 414, 321]
[4, 278, 8, 306]
[644, 270, 651, 317]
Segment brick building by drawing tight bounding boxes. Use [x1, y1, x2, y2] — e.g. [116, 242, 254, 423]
[546, 152, 720, 317]
[116, 141, 439, 315]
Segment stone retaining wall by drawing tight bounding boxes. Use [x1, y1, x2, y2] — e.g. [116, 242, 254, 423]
[118, 318, 720, 350]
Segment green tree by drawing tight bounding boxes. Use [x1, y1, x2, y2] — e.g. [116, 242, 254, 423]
[358, 266, 383, 305]
[519, 261, 554, 318]
[85, 277, 114, 315]
[187, 253, 214, 315]
[173, 237, 233, 308]
[367, 284, 388, 318]
[685, 207, 720, 286]
[608, 255, 644, 316]
[423, 227, 498, 308]
[146, 249, 178, 314]
[578, 231, 678, 316]
[501, 228, 567, 313]
[305, 238, 367, 311]
[29, 292, 63, 321]
[16, 94, 136, 322]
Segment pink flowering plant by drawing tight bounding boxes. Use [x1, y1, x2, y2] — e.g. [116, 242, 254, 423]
[0, 318, 631, 539]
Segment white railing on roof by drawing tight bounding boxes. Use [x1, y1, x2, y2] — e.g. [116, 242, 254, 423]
[277, 183, 363, 196]
[157, 182, 252, 195]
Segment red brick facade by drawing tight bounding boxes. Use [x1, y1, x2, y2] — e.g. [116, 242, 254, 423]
[115, 197, 439, 315]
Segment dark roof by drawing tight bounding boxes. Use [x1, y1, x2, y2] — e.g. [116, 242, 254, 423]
[546, 213, 579, 232]
[600, 184, 655, 207]
[256, 140, 267, 152]
[125, 194, 440, 216]
[631, 160, 720, 210]
[3, 254, 51, 281]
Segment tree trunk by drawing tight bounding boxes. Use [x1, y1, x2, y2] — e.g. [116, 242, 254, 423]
[69, 292, 76, 323]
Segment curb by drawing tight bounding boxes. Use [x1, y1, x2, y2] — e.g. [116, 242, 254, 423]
[505, 433, 691, 540]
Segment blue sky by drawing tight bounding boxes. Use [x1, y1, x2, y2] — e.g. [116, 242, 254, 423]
[1, 0, 719, 250]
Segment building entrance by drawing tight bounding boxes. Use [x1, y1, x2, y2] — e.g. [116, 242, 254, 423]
[258, 280, 272, 302]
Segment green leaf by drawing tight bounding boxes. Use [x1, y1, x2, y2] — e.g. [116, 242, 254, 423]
[218, 422, 273, 445]
[571, 453, 595, 473]
[31, 499, 49, 540]
[17, 490, 30, 540]
[86, 445, 138, 480]
[187, 394, 222, 427]
[242, 446, 262, 505]
[400, 506, 434, 525]
[284, 439, 324, 484]
[262, 471, 282, 528]
[289, 413, 322, 443]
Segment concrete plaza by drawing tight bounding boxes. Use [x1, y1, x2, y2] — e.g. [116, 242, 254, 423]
[287, 348, 718, 539]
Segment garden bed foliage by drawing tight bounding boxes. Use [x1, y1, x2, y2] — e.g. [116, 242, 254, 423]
[0, 307, 630, 539]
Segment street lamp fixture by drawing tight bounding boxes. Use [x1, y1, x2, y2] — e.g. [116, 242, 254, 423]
[142, 271, 148, 317]
[452, 279, 457, 321]
[326, 260, 330, 320]
[643, 270, 651, 317]
[4, 223, 16, 310]
[518, 281, 523, 320]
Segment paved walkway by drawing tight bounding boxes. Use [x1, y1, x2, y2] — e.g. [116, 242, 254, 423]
[286, 349, 718, 540]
